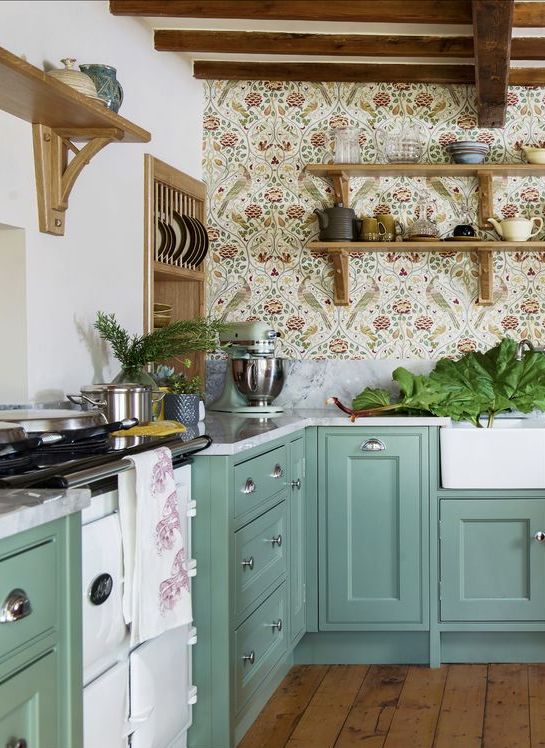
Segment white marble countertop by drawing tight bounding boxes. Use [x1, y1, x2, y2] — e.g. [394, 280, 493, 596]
[200, 409, 451, 456]
[0, 487, 91, 541]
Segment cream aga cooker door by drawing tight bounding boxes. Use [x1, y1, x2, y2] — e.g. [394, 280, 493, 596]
[84, 661, 129, 748]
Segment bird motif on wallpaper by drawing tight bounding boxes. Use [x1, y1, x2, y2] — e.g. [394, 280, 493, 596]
[298, 171, 327, 210]
[297, 278, 330, 327]
[425, 278, 460, 328]
[220, 281, 251, 321]
[217, 166, 252, 217]
[346, 279, 380, 327]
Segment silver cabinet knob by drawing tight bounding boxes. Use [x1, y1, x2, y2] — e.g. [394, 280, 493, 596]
[241, 556, 254, 570]
[291, 478, 301, 490]
[270, 618, 283, 632]
[6, 739, 27, 748]
[535, 531, 545, 543]
[269, 534, 282, 548]
[361, 438, 386, 452]
[0, 589, 32, 624]
[271, 464, 283, 479]
[242, 478, 255, 494]
[242, 651, 255, 665]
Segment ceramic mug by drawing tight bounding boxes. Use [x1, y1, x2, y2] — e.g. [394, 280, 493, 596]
[377, 214, 397, 242]
[360, 216, 379, 241]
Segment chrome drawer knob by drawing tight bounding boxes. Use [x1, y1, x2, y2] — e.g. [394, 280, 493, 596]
[269, 534, 282, 548]
[242, 651, 255, 665]
[291, 478, 301, 490]
[242, 478, 256, 494]
[0, 589, 32, 624]
[534, 531, 545, 543]
[241, 556, 254, 570]
[361, 438, 386, 452]
[6, 739, 27, 748]
[270, 618, 283, 633]
[271, 464, 283, 479]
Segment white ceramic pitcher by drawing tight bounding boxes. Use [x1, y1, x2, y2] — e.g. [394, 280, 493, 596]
[488, 215, 543, 241]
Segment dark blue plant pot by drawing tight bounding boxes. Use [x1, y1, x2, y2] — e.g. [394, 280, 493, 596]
[79, 64, 123, 113]
[163, 394, 200, 424]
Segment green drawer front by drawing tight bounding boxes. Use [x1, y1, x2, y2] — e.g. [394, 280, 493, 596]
[0, 650, 58, 748]
[234, 446, 287, 518]
[235, 583, 287, 713]
[0, 540, 57, 659]
[235, 502, 287, 619]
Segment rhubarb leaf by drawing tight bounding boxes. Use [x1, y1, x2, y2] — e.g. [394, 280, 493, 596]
[352, 387, 393, 411]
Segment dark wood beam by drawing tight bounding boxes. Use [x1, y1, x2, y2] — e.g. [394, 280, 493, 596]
[155, 30, 474, 57]
[509, 67, 545, 85]
[193, 61, 475, 83]
[110, 0, 473, 23]
[513, 2, 545, 27]
[511, 37, 545, 59]
[472, 0, 513, 129]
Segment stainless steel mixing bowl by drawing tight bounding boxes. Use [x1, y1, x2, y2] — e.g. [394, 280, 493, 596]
[231, 357, 285, 407]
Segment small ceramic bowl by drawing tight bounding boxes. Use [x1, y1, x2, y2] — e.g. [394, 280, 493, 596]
[523, 147, 545, 164]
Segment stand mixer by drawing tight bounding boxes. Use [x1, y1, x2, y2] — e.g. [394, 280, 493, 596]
[210, 322, 285, 414]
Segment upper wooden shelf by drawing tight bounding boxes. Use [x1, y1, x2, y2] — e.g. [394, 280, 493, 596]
[0, 47, 150, 143]
[305, 163, 545, 178]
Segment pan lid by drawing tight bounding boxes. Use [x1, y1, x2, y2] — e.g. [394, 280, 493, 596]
[0, 409, 107, 432]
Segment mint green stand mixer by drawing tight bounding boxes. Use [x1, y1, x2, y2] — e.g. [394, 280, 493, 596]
[210, 322, 285, 414]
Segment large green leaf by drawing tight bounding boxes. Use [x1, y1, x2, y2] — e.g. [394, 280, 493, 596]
[352, 387, 393, 411]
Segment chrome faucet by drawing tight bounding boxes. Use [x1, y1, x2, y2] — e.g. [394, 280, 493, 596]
[515, 339, 545, 360]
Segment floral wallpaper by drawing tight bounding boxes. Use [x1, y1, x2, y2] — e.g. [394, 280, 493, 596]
[203, 81, 545, 359]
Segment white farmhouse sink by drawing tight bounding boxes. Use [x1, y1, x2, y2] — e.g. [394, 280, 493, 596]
[440, 419, 545, 489]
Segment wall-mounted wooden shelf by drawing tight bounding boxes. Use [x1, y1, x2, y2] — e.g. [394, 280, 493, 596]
[306, 163, 545, 307]
[0, 46, 151, 235]
[309, 240, 545, 307]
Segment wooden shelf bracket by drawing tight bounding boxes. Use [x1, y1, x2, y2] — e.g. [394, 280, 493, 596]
[330, 250, 349, 305]
[477, 171, 494, 228]
[477, 249, 494, 305]
[32, 124, 123, 235]
[330, 171, 350, 206]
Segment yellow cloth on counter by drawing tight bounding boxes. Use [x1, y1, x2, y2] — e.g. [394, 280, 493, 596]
[111, 420, 187, 437]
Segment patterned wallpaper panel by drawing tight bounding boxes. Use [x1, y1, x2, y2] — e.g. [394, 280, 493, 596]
[203, 81, 545, 359]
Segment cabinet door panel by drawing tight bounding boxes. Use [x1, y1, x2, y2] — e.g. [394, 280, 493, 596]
[320, 430, 427, 627]
[290, 437, 306, 644]
[440, 499, 545, 621]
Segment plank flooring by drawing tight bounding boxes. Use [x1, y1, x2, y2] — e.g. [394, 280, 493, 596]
[240, 664, 545, 748]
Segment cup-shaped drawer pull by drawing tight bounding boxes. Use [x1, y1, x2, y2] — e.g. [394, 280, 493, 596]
[271, 464, 283, 479]
[268, 534, 282, 548]
[241, 556, 255, 570]
[360, 438, 386, 452]
[242, 478, 256, 494]
[534, 531, 545, 543]
[242, 650, 255, 665]
[0, 588, 32, 624]
[269, 618, 283, 633]
[6, 739, 27, 748]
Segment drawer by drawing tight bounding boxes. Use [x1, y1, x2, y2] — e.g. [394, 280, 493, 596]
[234, 446, 287, 518]
[235, 583, 287, 713]
[235, 503, 287, 618]
[0, 539, 57, 660]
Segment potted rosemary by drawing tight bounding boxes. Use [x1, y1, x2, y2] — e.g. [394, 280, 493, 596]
[94, 312, 226, 387]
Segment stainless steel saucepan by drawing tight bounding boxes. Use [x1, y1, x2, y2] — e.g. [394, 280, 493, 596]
[68, 384, 164, 425]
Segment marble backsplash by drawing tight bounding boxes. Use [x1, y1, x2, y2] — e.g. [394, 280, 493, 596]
[206, 358, 435, 410]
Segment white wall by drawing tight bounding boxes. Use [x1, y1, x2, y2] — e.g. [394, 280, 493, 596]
[0, 0, 203, 402]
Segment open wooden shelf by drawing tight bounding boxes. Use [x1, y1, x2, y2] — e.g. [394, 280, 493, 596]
[0, 46, 150, 235]
[307, 162, 545, 307]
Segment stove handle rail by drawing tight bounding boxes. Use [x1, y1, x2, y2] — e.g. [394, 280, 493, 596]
[0, 435, 212, 490]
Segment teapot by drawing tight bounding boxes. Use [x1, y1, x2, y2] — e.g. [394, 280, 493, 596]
[488, 215, 543, 241]
[314, 204, 359, 241]
[376, 120, 426, 163]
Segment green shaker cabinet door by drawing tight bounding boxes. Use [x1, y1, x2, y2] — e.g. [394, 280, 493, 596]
[0, 651, 58, 748]
[290, 437, 306, 644]
[440, 499, 545, 621]
[319, 429, 427, 628]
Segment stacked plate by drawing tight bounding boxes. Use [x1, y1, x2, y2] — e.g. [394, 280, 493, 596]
[155, 213, 210, 268]
[445, 140, 489, 164]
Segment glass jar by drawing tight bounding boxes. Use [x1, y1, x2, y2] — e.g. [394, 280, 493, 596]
[407, 198, 439, 239]
[334, 128, 360, 163]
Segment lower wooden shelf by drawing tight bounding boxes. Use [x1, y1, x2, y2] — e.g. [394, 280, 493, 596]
[309, 240, 545, 306]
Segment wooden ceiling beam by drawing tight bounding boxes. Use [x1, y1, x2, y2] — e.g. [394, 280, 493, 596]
[511, 37, 545, 59]
[472, 0, 513, 128]
[155, 30, 474, 57]
[509, 67, 545, 85]
[513, 2, 545, 27]
[110, 0, 473, 23]
[193, 61, 475, 83]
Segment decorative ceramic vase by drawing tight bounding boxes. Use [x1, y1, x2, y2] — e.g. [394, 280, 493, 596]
[163, 394, 200, 424]
[47, 58, 98, 100]
[79, 64, 123, 112]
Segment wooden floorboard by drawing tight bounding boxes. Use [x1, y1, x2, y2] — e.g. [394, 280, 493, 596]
[239, 664, 545, 748]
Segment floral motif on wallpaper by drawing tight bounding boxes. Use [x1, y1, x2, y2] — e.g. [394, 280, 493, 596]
[203, 81, 545, 359]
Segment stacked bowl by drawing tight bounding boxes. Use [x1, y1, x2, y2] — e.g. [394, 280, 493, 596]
[445, 140, 489, 164]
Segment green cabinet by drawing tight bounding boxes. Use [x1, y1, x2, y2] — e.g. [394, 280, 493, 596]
[440, 498, 545, 622]
[289, 436, 306, 645]
[319, 428, 428, 630]
[0, 651, 58, 748]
